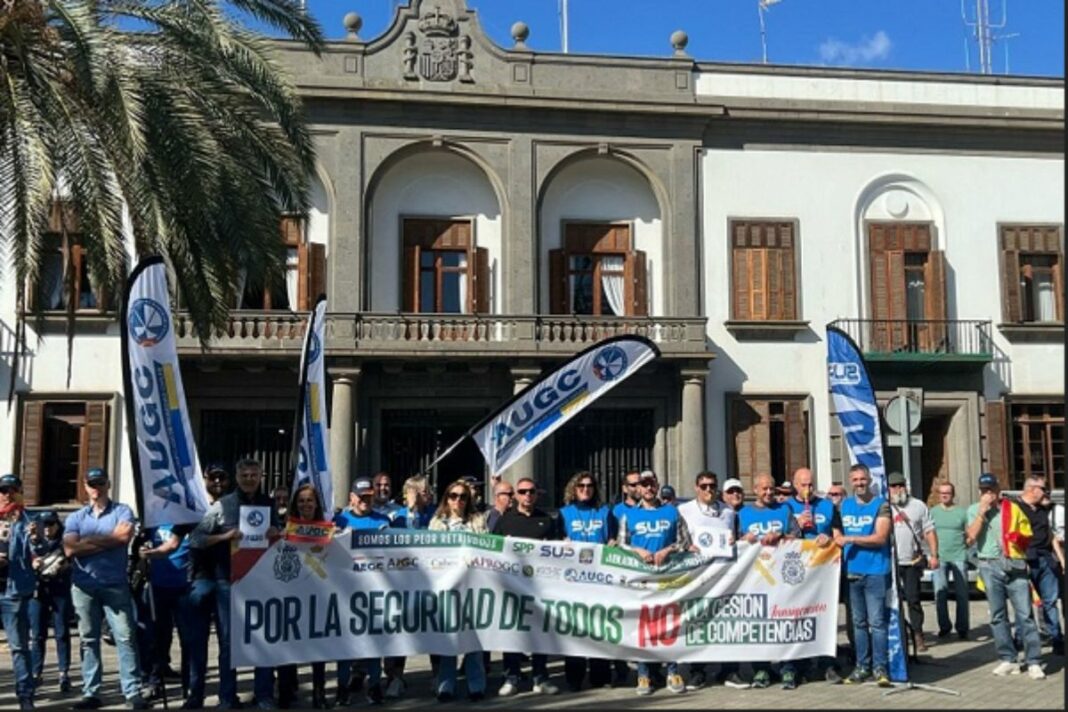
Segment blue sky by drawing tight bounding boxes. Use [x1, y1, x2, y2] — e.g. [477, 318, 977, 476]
[298, 0, 1063, 77]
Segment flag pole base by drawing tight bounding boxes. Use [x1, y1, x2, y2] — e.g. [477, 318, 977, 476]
[882, 681, 960, 697]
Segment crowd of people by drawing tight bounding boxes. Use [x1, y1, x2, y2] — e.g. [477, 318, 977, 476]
[0, 462, 1063, 709]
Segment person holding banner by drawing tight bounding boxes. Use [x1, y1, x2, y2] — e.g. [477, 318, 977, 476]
[617, 470, 689, 697]
[784, 468, 844, 684]
[27, 510, 73, 695]
[276, 484, 330, 709]
[558, 472, 614, 692]
[62, 468, 149, 710]
[712, 477, 750, 689]
[676, 471, 736, 691]
[491, 477, 562, 697]
[1, 474, 38, 711]
[372, 473, 403, 522]
[834, 464, 893, 687]
[738, 473, 802, 690]
[428, 479, 488, 702]
[188, 459, 280, 710]
[333, 478, 392, 704]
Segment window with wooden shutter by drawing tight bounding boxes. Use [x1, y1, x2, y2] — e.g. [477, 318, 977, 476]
[1000, 225, 1063, 324]
[29, 201, 107, 313]
[550, 223, 647, 316]
[729, 396, 810, 489]
[1009, 402, 1064, 490]
[984, 399, 1011, 490]
[17, 399, 110, 506]
[240, 215, 303, 310]
[729, 220, 798, 321]
[401, 218, 478, 313]
[868, 223, 945, 352]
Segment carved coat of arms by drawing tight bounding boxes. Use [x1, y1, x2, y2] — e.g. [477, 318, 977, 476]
[403, 5, 473, 83]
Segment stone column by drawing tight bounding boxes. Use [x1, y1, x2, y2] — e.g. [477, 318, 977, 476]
[502, 364, 541, 484]
[680, 364, 708, 481]
[329, 367, 360, 511]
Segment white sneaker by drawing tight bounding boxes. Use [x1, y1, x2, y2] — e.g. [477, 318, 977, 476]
[532, 680, 560, 695]
[498, 680, 519, 697]
[1027, 664, 1046, 680]
[992, 661, 1020, 676]
[384, 676, 405, 699]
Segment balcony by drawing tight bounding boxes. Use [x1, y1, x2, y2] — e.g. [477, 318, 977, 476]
[830, 319, 994, 363]
[175, 311, 712, 360]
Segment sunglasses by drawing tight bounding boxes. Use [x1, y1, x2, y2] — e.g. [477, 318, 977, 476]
[725, 488, 744, 495]
[828, 492, 845, 498]
[447, 491, 468, 500]
[497, 491, 514, 498]
[696, 483, 717, 491]
[516, 488, 535, 495]
[624, 481, 640, 487]
[640, 481, 658, 488]
[0, 487, 16, 495]
[576, 483, 595, 490]
[356, 493, 374, 500]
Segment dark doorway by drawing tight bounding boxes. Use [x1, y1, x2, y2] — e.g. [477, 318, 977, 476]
[553, 408, 655, 505]
[920, 414, 951, 505]
[199, 409, 295, 496]
[380, 409, 487, 499]
[41, 403, 86, 505]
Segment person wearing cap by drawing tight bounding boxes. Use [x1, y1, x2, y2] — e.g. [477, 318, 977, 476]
[774, 481, 795, 504]
[492, 477, 562, 697]
[833, 464, 892, 687]
[558, 471, 613, 692]
[966, 472, 1046, 679]
[333, 477, 392, 704]
[1016, 475, 1063, 657]
[188, 458, 280, 709]
[930, 480, 971, 642]
[886, 471, 938, 654]
[676, 471, 735, 690]
[28, 509, 73, 694]
[617, 470, 690, 696]
[1, 474, 38, 710]
[784, 467, 844, 684]
[714, 477, 749, 689]
[738, 473, 801, 690]
[61, 468, 147, 709]
[203, 465, 231, 504]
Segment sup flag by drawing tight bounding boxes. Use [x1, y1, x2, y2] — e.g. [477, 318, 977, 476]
[825, 324, 908, 683]
[120, 257, 211, 528]
[471, 335, 661, 477]
[292, 296, 331, 512]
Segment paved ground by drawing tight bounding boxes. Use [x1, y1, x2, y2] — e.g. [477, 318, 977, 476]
[1, 599, 1063, 709]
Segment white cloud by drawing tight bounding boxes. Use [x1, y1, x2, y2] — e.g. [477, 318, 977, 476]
[819, 30, 892, 66]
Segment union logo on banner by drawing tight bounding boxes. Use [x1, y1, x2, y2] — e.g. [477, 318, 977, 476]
[128, 299, 170, 347]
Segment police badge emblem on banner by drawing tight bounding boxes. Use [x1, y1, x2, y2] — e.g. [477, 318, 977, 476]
[470, 336, 661, 477]
[121, 257, 211, 528]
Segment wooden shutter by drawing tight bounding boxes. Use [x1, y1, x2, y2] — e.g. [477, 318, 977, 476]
[297, 243, 310, 310]
[870, 246, 891, 350]
[280, 215, 302, 244]
[307, 243, 326, 305]
[984, 399, 1011, 489]
[549, 248, 567, 314]
[403, 245, 419, 312]
[781, 231, 797, 320]
[732, 399, 769, 493]
[1000, 228, 1023, 323]
[81, 401, 109, 474]
[784, 400, 808, 476]
[632, 250, 648, 316]
[472, 247, 490, 314]
[18, 401, 45, 506]
[765, 248, 783, 320]
[924, 250, 948, 350]
[732, 236, 751, 320]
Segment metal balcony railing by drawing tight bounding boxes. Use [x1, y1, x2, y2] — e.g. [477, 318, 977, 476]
[830, 319, 993, 360]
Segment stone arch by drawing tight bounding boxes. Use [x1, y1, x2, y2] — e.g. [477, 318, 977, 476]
[365, 142, 505, 312]
[536, 150, 667, 315]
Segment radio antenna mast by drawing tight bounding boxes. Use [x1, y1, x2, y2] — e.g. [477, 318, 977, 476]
[962, 0, 1015, 74]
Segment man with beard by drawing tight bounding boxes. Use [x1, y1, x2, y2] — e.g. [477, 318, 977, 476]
[886, 471, 938, 653]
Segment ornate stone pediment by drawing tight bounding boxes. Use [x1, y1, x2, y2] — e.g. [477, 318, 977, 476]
[403, 4, 473, 83]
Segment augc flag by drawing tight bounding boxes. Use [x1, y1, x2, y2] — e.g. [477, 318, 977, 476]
[292, 296, 331, 511]
[471, 335, 660, 477]
[120, 256, 211, 528]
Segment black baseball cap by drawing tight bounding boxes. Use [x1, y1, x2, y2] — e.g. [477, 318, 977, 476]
[36, 510, 60, 525]
[0, 473, 22, 490]
[86, 468, 109, 486]
[978, 473, 999, 489]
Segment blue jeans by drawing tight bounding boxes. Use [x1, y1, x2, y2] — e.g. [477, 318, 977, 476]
[437, 653, 486, 696]
[933, 559, 970, 636]
[29, 589, 72, 679]
[1029, 555, 1064, 646]
[637, 661, 678, 679]
[979, 562, 1043, 665]
[848, 573, 889, 672]
[2, 595, 35, 701]
[71, 583, 142, 700]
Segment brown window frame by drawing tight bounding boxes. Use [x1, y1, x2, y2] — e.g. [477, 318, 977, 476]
[729, 219, 799, 321]
[1009, 402, 1064, 491]
[28, 202, 109, 313]
[868, 222, 947, 352]
[17, 397, 111, 507]
[999, 224, 1064, 324]
[549, 222, 648, 317]
[727, 395, 811, 493]
[402, 217, 489, 314]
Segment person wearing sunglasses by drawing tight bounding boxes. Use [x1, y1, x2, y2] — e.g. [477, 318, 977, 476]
[1017, 475, 1063, 657]
[607, 469, 643, 687]
[492, 477, 561, 697]
[0, 474, 37, 710]
[676, 471, 735, 690]
[558, 472, 613, 692]
[429, 479, 487, 702]
[333, 478, 393, 705]
[617, 470, 689, 697]
[485, 480, 515, 534]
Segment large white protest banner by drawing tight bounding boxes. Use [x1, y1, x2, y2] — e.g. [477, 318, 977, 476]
[231, 531, 840, 667]
[121, 256, 211, 528]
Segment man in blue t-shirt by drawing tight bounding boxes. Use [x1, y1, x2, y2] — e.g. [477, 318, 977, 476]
[833, 464, 892, 687]
[618, 470, 690, 697]
[136, 521, 195, 699]
[784, 468, 843, 685]
[738, 473, 801, 690]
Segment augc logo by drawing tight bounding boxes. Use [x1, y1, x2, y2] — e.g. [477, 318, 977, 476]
[592, 346, 628, 382]
[128, 299, 170, 347]
[308, 330, 321, 363]
[828, 362, 861, 387]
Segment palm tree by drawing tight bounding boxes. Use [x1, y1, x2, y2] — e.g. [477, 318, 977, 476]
[0, 0, 325, 343]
